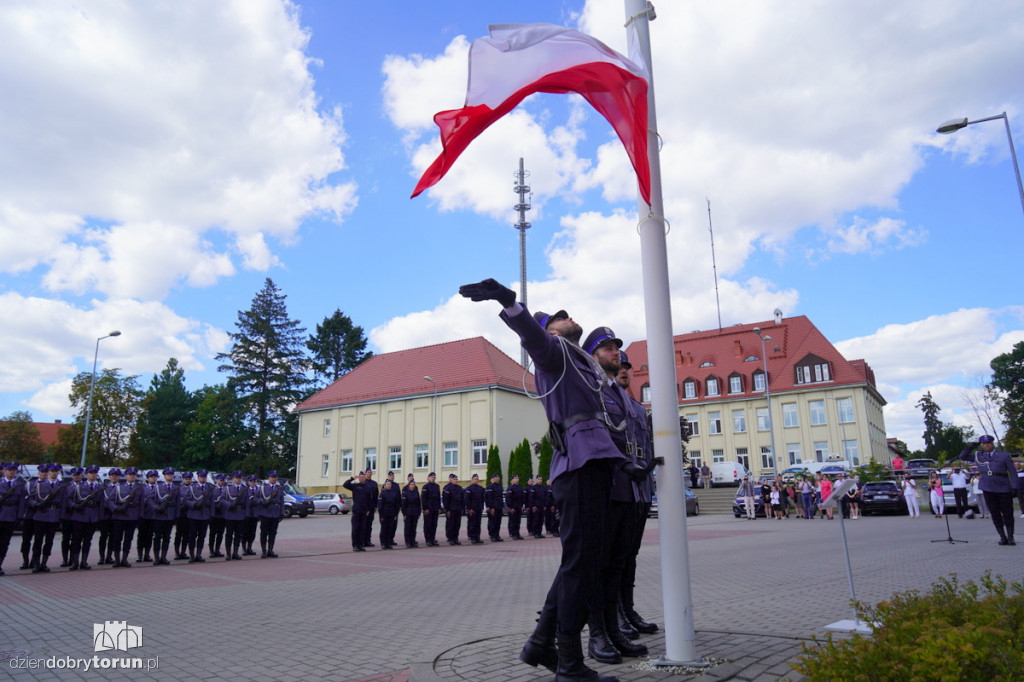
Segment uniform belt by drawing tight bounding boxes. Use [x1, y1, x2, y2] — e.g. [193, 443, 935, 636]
[560, 411, 604, 430]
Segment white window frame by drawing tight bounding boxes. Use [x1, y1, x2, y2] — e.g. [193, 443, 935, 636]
[728, 375, 742, 394]
[415, 444, 429, 469]
[843, 439, 859, 465]
[321, 454, 329, 478]
[706, 378, 720, 396]
[389, 445, 402, 471]
[443, 441, 458, 468]
[472, 439, 488, 466]
[786, 443, 801, 466]
[836, 397, 855, 423]
[782, 403, 799, 428]
[756, 407, 770, 432]
[761, 446, 774, 470]
[712, 449, 725, 463]
[735, 447, 750, 471]
[708, 411, 722, 435]
[685, 414, 699, 437]
[341, 449, 353, 473]
[641, 385, 651, 402]
[364, 447, 377, 473]
[688, 450, 701, 468]
[732, 409, 746, 433]
[753, 371, 766, 392]
[813, 441, 829, 462]
[809, 400, 826, 426]
[683, 381, 696, 399]
[323, 418, 331, 437]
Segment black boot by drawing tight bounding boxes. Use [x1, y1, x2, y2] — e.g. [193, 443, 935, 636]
[19, 553, 31, 570]
[111, 551, 121, 568]
[587, 621, 622, 663]
[617, 605, 640, 640]
[608, 627, 648, 658]
[267, 541, 278, 558]
[624, 605, 658, 634]
[260, 541, 267, 558]
[556, 633, 619, 682]
[32, 555, 51, 573]
[68, 551, 80, 571]
[519, 608, 557, 672]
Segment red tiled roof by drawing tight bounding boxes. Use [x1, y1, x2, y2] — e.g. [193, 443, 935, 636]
[624, 315, 884, 405]
[296, 337, 536, 411]
[34, 421, 71, 447]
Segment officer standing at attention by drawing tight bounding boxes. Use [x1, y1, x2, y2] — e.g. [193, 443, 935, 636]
[343, 471, 373, 552]
[135, 470, 158, 563]
[0, 462, 27, 576]
[220, 471, 248, 560]
[19, 464, 46, 570]
[377, 478, 401, 550]
[184, 470, 214, 563]
[256, 471, 284, 558]
[97, 468, 123, 564]
[505, 473, 524, 540]
[172, 471, 191, 560]
[30, 464, 69, 573]
[207, 473, 228, 558]
[524, 476, 536, 538]
[464, 474, 485, 544]
[484, 472, 504, 542]
[59, 466, 83, 567]
[242, 474, 260, 555]
[531, 476, 548, 539]
[109, 467, 144, 568]
[67, 465, 104, 570]
[148, 468, 179, 565]
[421, 472, 442, 547]
[363, 468, 379, 548]
[443, 474, 465, 545]
[960, 435, 1021, 545]
[401, 474, 421, 549]
[460, 279, 653, 681]
[543, 477, 560, 537]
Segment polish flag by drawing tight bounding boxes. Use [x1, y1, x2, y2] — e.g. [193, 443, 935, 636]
[411, 23, 651, 203]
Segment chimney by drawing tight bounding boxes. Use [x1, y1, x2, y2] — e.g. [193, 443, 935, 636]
[733, 339, 742, 358]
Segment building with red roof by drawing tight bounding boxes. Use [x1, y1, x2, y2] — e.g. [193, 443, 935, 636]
[624, 313, 889, 476]
[294, 337, 546, 493]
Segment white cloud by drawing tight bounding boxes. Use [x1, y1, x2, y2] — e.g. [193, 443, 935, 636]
[823, 217, 927, 256]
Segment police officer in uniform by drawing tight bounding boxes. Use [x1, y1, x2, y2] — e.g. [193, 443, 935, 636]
[363, 468, 379, 548]
[960, 435, 1022, 544]
[184, 470, 214, 563]
[524, 476, 536, 538]
[464, 473, 485, 544]
[377, 478, 401, 549]
[109, 467, 144, 568]
[19, 464, 46, 570]
[148, 468, 179, 565]
[443, 474, 465, 545]
[420, 472, 441, 547]
[343, 471, 373, 551]
[505, 474, 524, 540]
[67, 465, 105, 570]
[243, 474, 260, 555]
[255, 471, 285, 558]
[207, 473, 228, 558]
[30, 464, 69, 573]
[531, 476, 548, 539]
[172, 471, 191, 560]
[0, 462, 27, 576]
[484, 472, 504, 542]
[220, 471, 248, 560]
[59, 466, 83, 567]
[401, 474, 421, 548]
[96, 468, 121, 564]
[135, 470, 159, 563]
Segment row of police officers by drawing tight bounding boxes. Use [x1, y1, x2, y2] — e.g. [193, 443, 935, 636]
[0, 464, 285, 574]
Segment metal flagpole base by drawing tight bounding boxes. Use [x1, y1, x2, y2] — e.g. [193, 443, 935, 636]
[824, 619, 874, 635]
[652, 655, 711, 669]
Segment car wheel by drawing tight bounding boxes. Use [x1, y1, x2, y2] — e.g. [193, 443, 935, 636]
[341, 510, 350, 515]
[734, 513, 741, 518]
[298, 511, 308, 518]
[329, 505, 340, 515]
[284, 507, 293, 518]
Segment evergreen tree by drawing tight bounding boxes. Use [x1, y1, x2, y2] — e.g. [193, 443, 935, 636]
[135, 358, 198, 469]
[217, 278, 309, 474]
[916, 391, 943, 459]
[537, 436, 553, 481]
[507, 438, 534, 484]
[934, 422, 975, 463]
[183, 384, 254, 473]
[307, 309, 373, 386]
[990, 341, 1024, 450]
[485, 444, 502, 481]
[69, 368, 143, 465]
[0, 411, 46, 462]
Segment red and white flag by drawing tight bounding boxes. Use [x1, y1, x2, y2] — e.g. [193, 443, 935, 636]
[411, 23, 651, 203]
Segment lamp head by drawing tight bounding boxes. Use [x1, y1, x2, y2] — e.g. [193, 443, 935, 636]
[423, 375, 433, 382]
[937, 117, 968, 134]
[108, 330, 121, 337]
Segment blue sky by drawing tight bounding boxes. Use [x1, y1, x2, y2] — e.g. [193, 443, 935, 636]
[0, 0, 1022, 450]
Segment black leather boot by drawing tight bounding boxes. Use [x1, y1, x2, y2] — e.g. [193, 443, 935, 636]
[616, 604, 639, 640]
[519, 608, 557, 672]
[587, 622, 622, 663]
[555, 634, 619, 682]
[624, 606, 659, 634]
[608, 627, 648, 658]
[32, 555, 50, 573]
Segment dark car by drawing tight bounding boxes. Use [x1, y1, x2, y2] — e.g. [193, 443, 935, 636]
[649, 489, 699, 517]
[859, 481, 907, 515]
[733, 490, 768, 518]
[906, 459, 938, 478]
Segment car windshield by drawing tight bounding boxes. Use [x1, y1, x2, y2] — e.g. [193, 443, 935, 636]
[907, 460, 935, 468]
[864, 482, 897, 491]
[284, 482, 306, 495]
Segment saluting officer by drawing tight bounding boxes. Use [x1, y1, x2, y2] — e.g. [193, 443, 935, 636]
[484, 472, 504, 542]
[420, 472, 441, 547]
[184, 470, 214, 563]
[401, 474, 421, 549]
[97, 468, 121, 564]
[0, 462, 27, 576]
[363, 468, 379, 548]
[531, 476, 548, 539]
[505, 474, 524, 540]
[67, 465, 105, 570]
[148, 468, 179, 565]
[220, 471, 248, 560]
[464, 474, 485, 544]
[207, 473, 228, 558]
[29, 464, 69, 573]
[343, 471, 373, 552]
[256, 471, 284, 558]
[172, 471, 191, 560]
[377, 478, 401, 549]
[961, 435, 1022, 545]
[443, 474, 465, 545]
[109, 467, 144, 568]
[19, 464, 47, 570]
[59, 466, 83, 567]
[242, 474, 260, 555]
[135, 470, 159, 563]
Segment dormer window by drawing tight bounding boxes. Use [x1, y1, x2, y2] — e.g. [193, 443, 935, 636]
[682, 379, 697, 399]
[794, 354, 831, 385]
[753, 369, 766, 392]
[699, 361, 714, 368]
[728, 374, 743, 394]
[706, 377, 720, 396]
[744, 355, 759, 362]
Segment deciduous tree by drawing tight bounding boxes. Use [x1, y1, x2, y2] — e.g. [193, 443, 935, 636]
[69, 369, 143, 465]
[0, 411, 46, 462]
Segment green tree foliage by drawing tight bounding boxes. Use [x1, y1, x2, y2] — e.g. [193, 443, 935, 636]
[307, 309, 373, 386]
[916, 391, 943, 459]
[183, 384, 254, 473]
[134, 358, 198, 469]
[933, 422, 975, 463]
[537, 436, 553, 481]
[217, 278, 309, 474]
[69, 368, 143, 465]
[49, 422, 86, 464]
[0, 411, 46, 462]
[990, 340, 1024, 450]
[507, 438, 534, 484]
[485, 444, 502, 481]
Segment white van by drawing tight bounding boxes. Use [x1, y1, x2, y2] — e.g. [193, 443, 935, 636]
[711, 462, 750, 487]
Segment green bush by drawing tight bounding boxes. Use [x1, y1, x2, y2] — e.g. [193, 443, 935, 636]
[793, 572, 1024, 681]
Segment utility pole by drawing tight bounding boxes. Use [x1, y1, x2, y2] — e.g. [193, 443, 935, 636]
[513, 157, 532, 368]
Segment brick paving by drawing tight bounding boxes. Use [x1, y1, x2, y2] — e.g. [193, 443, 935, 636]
[1, 509, 1020, 681]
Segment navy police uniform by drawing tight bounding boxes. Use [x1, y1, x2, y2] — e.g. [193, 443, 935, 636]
[484, 474, 504, 542]
[59, 468, 83, 566]
[135, 471, 159, 563]
[219, 472, 249, 560]
[343, 474, 373, 551]
[505, 476, 524, 540]
[255, 472, 284, 558]
[148, 469, 179, 565]
[67, 466, 105, 570]
[377, 480, 401, 549]
[207, 475, 228, 557]
[442, 475, 465, 545]
[109, 467, 144, 568]
[420, 474, 441, 546]
[464, 475, 485, 544]
[401, 478, 421, 548]
[184, 471, 214, 562]
[29, 465, 69, 573]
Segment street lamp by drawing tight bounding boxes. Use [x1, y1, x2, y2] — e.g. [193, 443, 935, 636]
[80, 330, 122, 467]
[424, 376, 438, 471]
[937, 111, 1024, 219]
[753, 328, 778, 476]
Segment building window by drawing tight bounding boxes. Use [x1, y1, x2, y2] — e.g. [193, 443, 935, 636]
[683, 380, 696, 399]
[389, 446, 402, 471]
[341, 449, 353, 473]
[321, 454, 329, 478]
[323, 418, 331, 437]
[836, 397, 855, 423]
[688, 450, 701, 468]
[843, 439, 859, 465]
[700, 361, 714, 368]
[782, 403, 798, 428]
[761, 446, 774, 470]
[443, 441, 458, 468]
[795, 360, 831, 385]
[415, 444, 429, 469]
[641, 385, 651, 403]
[728, 375, 743, 394]
[685, 414, 699, 437]
[809, 400, 826, 426]
[787, 443, 801, 466]
[753, 370, 766, 392]
[706, 377, 720, 396]
[813, 441, 829, 462]
[732, 409, 746, 433]
[364, 447, 377, 472]
[735, 447, 749, 471]
[472, 439, 488, 466]
[708, 411, 722, 435]
[712, 449, 725, 463]
[756, 407, 770, 432]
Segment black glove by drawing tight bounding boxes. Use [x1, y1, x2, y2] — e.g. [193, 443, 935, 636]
[458, 278, 516, 308]
[621, 457, 663, 483]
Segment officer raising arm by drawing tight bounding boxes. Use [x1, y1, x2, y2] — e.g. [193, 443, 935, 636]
[960, 435, 1021, 545]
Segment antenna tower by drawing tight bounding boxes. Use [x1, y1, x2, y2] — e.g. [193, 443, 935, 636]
[513, 158, 532, 367]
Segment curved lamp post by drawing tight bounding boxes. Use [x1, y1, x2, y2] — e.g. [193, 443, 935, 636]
[80, 330, 122, 467]
[753, 327, 779, 476]
[937, 112, 1024, 219]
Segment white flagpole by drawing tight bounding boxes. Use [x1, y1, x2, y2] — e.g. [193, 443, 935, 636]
[625, 0, 704, 666]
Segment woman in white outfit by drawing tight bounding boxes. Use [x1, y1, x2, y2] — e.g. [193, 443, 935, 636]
[901, 473, 920, 517]
[928, 475, 945, 517]
[971, 473, 988, 518]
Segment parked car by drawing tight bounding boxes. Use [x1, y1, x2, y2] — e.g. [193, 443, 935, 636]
[649, 489, 699, 517]
[859, 481, 907, 515]
[732, 490, 767, 518]
[281, 481, 315, 518]
[311, 492, 351, 515]
[925, 474, 979, 515]
[711, 462, 749, 487]
[906, 459, 938, 478]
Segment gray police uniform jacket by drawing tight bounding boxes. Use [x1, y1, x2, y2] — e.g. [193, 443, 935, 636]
[965, 447, 1021, 494]
[624, 389, 654, 504]
[0, 476, 26, 523]
[499, 304, 624, 482]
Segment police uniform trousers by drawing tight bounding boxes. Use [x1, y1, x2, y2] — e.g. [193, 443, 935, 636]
[19, 517, 36, 566]
[152, 519, 173, 560]
[403, 513, 420, 547]
[60, 518, 74, 564]
[0, 520, 17, 568]
[593, 499, 638, 628]
[208, 515, 225, 554]
[224, 519, 244, 555]
[538, 459, 613, 638]
[525, 507, 537, 536]
[363, 510, 376, 547]
[244, 515, 259, 552]
[136, 517, 154, 560]
[70, 521, 97, 566]
[259, 516, 280, 551]
[466, 509, 482, 542]
[545, 505, 560, 535]
[351, 510, 369, 549]
[620, 502, 650, 613]
[173, 513, 189, 557]
[379, 513, 398, 547]
[487, 510, 502, 540]
[422, 509, 439, 544]
[984, 491, 1015, 540]
[186, 518, 208, 558]
[96, 518, 113, 561]
[445, 510, 463, 542]
[31, 520, 59, 566]
[507, 507, 522, 539]
[112, 519, 138, 559]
